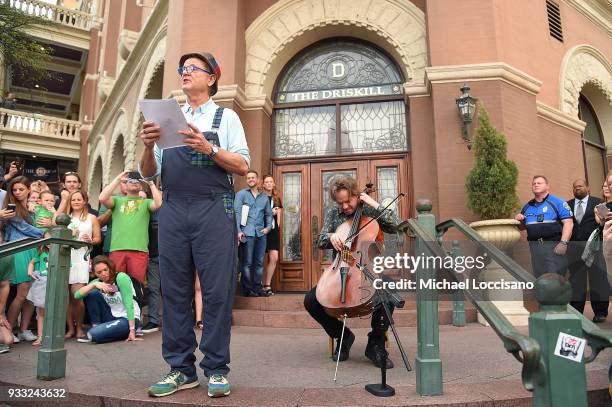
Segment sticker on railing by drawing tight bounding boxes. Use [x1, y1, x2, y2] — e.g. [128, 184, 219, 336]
[553, 332, 585, 363]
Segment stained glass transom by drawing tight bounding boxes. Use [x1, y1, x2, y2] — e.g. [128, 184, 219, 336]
[276, 40, 403, 100]
[274, 106, 336, 157]
[340, 101, 407, 153]
[273, 40, 407, 158]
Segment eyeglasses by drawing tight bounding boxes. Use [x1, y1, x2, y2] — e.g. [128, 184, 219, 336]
[177, 65, 212, 76]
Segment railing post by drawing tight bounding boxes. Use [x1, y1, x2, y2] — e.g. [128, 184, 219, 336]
[415, 199, 443, 395]
[450, 240, 466, 327]
[529, 274, 587, 407]
[37, 215, 73, 380]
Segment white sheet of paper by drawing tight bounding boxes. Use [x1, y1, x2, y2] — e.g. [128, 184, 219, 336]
[139, 99, 189, 149]
[241, 205, 250, 227]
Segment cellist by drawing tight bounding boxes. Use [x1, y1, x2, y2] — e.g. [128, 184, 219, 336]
[303, 175, 399, 369]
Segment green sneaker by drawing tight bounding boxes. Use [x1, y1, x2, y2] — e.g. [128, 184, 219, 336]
[0, 344, 9, 354]
[148, 369, 199, 397]
[207, 374, 230, 398]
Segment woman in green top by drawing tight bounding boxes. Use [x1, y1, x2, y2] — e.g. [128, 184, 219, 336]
[75, 256, 142, 343]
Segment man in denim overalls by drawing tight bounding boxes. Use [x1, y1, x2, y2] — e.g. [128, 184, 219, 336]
[139, 52, 250, 399]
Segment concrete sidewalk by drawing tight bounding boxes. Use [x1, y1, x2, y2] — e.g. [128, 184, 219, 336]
[0, 320, 611, 406]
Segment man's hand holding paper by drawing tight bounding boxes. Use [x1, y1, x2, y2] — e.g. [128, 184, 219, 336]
[139, 99, 192, 150]
[140, 121, 161, 149]
[179, 122, 213, 155]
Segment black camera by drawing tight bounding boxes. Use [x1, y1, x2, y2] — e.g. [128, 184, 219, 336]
[127, 171, 143, 181]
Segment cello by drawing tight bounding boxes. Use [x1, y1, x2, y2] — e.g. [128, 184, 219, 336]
[315, 183, 385, 319]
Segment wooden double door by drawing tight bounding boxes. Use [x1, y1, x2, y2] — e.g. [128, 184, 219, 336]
[272, 157, 410, 292]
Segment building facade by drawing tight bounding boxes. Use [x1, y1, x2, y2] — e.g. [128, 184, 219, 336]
[0, 0, 97, 190]
[48, 0, 610, 291]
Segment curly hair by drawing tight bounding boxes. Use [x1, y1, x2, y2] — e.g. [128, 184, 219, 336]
[328, 175, 359, 202]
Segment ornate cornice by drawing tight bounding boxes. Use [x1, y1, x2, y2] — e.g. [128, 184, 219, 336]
[565, 0, 612, 36]
[536, 101, 586, 133]
[169, 85, 274, 116]
[559, 44, 612, 116]
[244, 0, 427, 99]
[97, 74, 115, 100]
[425, 62, 542, 95]
[88, 0, 168, 140]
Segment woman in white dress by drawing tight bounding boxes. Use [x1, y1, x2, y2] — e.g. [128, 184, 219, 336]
[66, 190, 101, 340]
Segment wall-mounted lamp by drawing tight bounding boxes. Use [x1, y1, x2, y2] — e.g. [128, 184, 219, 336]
[455, 84, 477, 149]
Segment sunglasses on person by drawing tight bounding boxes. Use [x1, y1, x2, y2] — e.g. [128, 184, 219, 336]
[177, 64, 212, 76]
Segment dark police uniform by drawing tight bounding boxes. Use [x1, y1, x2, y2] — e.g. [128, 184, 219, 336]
[521, 194, 572, 277]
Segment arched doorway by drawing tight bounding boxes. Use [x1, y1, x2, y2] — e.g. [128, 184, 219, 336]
[133, 61, 164, 166]
[578, 90, 607, 194]
[89, 157, 103, 210]
[272, 39, 410, 292]
[109, 135, 125, 181]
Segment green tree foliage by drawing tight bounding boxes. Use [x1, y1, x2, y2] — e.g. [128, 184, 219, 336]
[0, 2, 54, 84]
[465, 105, 520, 219]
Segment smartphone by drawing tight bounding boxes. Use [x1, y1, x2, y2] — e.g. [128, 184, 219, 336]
[596, 203, 612, 219]
[14, 159, 24, 172]
[6, 203, 16, 211]
[127, 170, 142, 181]
[107, 284, 119, 293]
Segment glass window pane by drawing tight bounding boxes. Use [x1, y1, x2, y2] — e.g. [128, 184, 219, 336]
[282, 172, 302, 261]
[275, 39, 403, 101]
[585, 144, 605, 198]
[274, 106, 336, 158]
[321, 170, 357, 262]
[579, 97, 604, 146]
[340, 101, 407, 153]
[376, 167, 402, 256]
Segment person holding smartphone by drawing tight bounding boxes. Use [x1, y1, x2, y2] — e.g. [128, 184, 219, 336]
[1, 161, 19, 190]
[74, 256, 142, 343]
[98, 170, 161, 292]
[1, 176, 43, 343]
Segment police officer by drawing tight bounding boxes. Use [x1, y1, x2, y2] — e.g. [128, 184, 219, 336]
[515, 175, 573, 277]
[140, 51, 250, 399]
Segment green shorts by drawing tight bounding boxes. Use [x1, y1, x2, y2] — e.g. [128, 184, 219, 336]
[0, 255, 15, 282]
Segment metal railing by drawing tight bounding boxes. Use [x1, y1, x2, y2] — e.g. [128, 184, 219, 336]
[0, 108, 81, 140]
[0, 216, 89, 380]
[4, 0, 94, 30]
[403, 205, 612, 406]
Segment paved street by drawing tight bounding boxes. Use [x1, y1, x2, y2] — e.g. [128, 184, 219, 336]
[1, 319, 610, 406]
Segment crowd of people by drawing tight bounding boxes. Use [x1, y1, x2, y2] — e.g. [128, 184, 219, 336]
[515, 174, 612, 323]
[0, 165, 284, 351]
[2, 48, 610, 401]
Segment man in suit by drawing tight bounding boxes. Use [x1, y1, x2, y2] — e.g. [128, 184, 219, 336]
[567, 179, 609, 323]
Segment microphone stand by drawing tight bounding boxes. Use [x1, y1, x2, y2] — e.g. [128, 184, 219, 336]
[354, 257, 412, 397]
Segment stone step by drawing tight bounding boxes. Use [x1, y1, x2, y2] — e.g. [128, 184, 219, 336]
[234, 293, 462, 311]
[231, 307, 477, 328]
[233, 292, 461, 312]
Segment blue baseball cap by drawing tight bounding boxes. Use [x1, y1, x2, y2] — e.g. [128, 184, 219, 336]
[179, 51, 221, 96]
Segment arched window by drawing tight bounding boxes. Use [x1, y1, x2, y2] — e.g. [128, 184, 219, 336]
[273, 39, 407, 158]
[578, 95, 606, 190]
